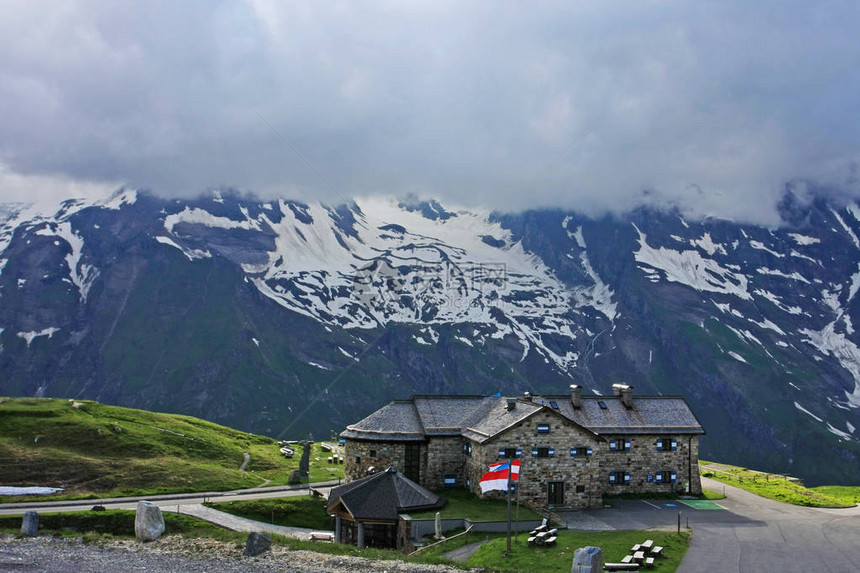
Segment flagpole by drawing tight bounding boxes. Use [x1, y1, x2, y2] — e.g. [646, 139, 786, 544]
[515, 467, 520, 544]
[505, 463, 512, 557]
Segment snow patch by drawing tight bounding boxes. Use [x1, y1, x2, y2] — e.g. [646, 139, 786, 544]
[164, 206, 261, 234]
[251, 338, 260, 347]
[788, 233, 820, 245]
[728, 351, 748, 363]
[832, 209, 860, 248]
[749, 241, 784, 258]
[827, 423, 853, 440]
[633, 224, 751, 299]
[17, 327, 60, 347]
[154, 236, 212, 260]
[756, 268, 810, 283]
[794, 402, 823, 422]
[0, 486, 64, 495]
[692, 233, 726, 256]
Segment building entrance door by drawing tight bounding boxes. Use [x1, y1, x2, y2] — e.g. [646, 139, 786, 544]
[547, 481, 564, 505]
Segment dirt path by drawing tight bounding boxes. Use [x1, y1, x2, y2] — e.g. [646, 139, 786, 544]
[239, 452, 250, 472]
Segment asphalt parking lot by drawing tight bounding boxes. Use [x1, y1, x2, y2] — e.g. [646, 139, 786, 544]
[560, 477, 860, 573]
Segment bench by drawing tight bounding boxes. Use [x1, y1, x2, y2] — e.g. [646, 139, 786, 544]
[543, 536, 557, 546]
[631, 544, 641, 552]
[309, 531, 334, 542]
[604, 563, 640, 571]
[633, 551, 646, 563]
[651, 546, 663, 557]
[621, 555, 634, 564]
[527, 536, 537, 546]
[641, 539, 654, 550]
[645, 557, 655, 568]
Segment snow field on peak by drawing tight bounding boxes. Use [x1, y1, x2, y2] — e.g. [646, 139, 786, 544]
[164, 196, 608, 374]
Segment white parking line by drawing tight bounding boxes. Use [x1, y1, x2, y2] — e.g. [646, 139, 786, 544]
[641, 500, 662, 510]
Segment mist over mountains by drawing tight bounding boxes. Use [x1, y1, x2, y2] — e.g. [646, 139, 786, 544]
[1, 188, 859, 485]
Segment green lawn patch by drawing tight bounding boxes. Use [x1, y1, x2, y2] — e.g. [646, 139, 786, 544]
[407, 488, 542, 522]
[701, 488, 726, 500]
[205, 495, 333, 530]
[700, 461, 854, 508]
[465, 530, 690, 573]
[0, 397, 343, 502]
[678, 499, 723, 510]
[810, 485, 860, 506]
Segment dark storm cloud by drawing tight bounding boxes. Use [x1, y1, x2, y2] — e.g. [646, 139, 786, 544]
[1, 1, 858, 223]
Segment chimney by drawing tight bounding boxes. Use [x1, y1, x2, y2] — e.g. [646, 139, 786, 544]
[570, 384, 582, 409]
[612, 383, 634, 409]
[524, 391, 531, 401]
[506, 398, 516, 411]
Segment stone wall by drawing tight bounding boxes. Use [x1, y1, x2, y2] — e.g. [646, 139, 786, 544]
[600, 434, 701, 496]
[423, 436, 468, 489]
[344, 440, 409, 482]
[465, 409, 604, 509]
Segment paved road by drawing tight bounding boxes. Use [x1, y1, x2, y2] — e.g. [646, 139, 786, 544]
[561, 477, 860, 573]
[0, 481, 337, 517]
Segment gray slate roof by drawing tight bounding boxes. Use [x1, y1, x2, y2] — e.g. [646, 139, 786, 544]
[342, 393, 704, 443]
[326, 467, 445, 521]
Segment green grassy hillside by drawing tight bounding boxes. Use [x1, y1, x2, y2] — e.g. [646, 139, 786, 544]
[0, 397, 343, 501]
[700, 461, 860, 508]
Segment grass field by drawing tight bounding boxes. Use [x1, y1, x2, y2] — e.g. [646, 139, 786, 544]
[0, 397, 343, 501]
[205, 495, 333, 530]
[408, 488, 542, 522]
[700, 461, 858, 508]
[416, 529, 690, 572]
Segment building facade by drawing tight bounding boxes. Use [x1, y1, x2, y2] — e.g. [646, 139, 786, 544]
[342, 385, 705, 509]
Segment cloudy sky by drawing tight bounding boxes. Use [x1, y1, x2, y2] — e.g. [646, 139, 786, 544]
[1, 1, 858, 223]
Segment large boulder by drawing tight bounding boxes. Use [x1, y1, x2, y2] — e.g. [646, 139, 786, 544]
[244, 532, 272, 556]
[20, 511, 38, 537]
[134, 501, 165, 542]
[572, 546, 603, 573]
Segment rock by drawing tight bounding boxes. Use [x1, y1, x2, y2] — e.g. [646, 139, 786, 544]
[134, 501, 165, 542]
[571, 546, 603, 573]
[20, 511, 39, 537]
[244, 532, 272, 556]
[91, 505, 106, 511]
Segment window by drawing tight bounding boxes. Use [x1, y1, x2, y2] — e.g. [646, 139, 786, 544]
[657, 438, 678, 451]
[369, 450, 377, 458]
[550, 401, 559, 409]
[609, 439, 631, 452]
[576, 485, 586, 493]
[355, 456, 361, 465]
[444, 474, 457, 487]
[609, 471, 630, 485]
[499, 447, 521, 458]
[570, 446, 593, 457]
[537, 423, 550, 434]
[656, 470, 677, 484]
[598, 401, 607, 409]
[532, 447, 555, 458]
[464, 441, 472, 456]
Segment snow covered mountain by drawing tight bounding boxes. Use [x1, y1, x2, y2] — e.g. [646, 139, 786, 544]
[1, 188, 859, 485]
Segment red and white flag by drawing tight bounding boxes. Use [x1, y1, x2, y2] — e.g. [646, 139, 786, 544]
[479, 459, 521, 493]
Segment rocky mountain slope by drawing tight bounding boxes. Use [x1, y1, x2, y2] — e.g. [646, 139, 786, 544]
[1, 189, 859, 485]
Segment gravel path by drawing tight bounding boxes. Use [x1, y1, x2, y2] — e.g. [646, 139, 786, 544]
[0, 534, 462, 573]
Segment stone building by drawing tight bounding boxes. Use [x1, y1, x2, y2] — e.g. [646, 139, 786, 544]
[341, 384, 705, 509]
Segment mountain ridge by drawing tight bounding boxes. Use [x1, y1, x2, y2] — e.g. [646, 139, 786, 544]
[1, 188, 859, 485]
